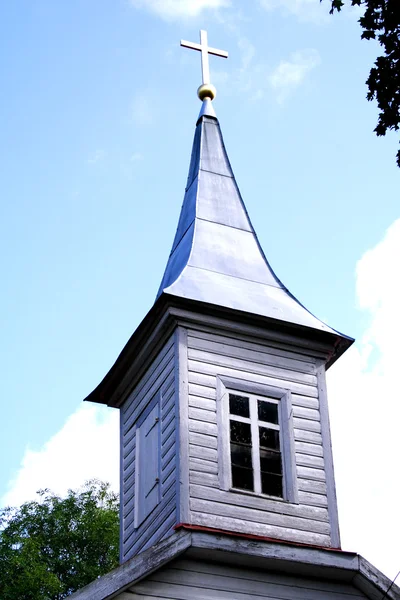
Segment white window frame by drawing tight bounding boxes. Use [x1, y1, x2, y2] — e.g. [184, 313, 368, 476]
[217, 376, 298, 504]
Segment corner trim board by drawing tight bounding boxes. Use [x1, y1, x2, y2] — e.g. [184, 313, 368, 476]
[176, 326, 190, 524]
[316, 361, 341, 548]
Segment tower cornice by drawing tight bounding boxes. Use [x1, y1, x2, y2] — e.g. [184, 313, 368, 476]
[84, 293, 352, 409]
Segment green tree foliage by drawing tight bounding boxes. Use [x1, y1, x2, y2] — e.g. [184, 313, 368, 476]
[327, 0, 400, 166]
[0, 480, 119, 599]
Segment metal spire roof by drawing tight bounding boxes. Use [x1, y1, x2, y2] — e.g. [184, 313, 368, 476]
[157, 99, 346, 337]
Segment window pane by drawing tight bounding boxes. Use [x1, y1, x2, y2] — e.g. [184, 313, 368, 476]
[258, 400, 279, 424]
[260, 448, 282, 475]
[261, 472, 283, 497]
[232, 465, 254, 491]
[231, 443, 252, 468]
[259, 427, 280, 450]
[229, 394, 250, 418]
[230, 420, 252, 445]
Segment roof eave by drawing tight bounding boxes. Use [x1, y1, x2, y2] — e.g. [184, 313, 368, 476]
[69, 529, 399, 600]
[84, 293, 353, 408]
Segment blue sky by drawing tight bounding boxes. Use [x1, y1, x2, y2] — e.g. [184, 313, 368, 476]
[1, 0, 400, 581]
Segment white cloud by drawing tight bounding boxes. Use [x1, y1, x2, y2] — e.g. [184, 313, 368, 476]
[213, 36, 264, 100]
[213, 37, 320, 103]
[238, 36, 256, 72]
[129, 0, 231, 21]
[328, 219, 400, 579]
[234, 37, 259, 94]
[268, 49, 321, 101]
[259, 0, 329, 24]
[1, 404, 119, 508]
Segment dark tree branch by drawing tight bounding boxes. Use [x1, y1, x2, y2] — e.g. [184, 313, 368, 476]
[324, 0, 400, 166]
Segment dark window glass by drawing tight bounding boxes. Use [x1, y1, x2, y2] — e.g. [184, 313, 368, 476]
[231, 422, 254, 490]
[231, 443, 252, 468]
[229, 394, 250, 418]
[230, 420, 252, 445]
[232, 465, 254, 491]
[260, 448, 282, 475]
[259, 427, 280, 450]
[258, 400, 279, 424]
[261, 472, 283, 497]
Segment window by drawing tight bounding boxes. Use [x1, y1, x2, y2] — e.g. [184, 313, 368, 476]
[229, 393, 283, 497]
[217, 377, 298, 503]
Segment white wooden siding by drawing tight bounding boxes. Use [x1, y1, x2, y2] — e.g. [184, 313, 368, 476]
[120, 558, 368, 600]
[185, 327, 335, 548]
[120, 334, 177, 562]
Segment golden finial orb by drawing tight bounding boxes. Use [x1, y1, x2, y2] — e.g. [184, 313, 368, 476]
[197, 83, 217, 101]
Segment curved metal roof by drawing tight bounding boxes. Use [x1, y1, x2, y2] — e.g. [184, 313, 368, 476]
[157, 100, 348, 338]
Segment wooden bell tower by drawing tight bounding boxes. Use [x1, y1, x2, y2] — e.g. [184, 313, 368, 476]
[73, 30, 399, 600]
[85, 80, 352, 564]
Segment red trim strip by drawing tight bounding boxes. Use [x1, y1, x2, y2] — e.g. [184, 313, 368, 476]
[174, 523, 344, 553]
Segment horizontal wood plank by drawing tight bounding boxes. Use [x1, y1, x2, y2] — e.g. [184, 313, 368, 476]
[123, 490, 136, 518]
[123, 434, 136, 460]
[188, 361, 318, 398]
[190, 498, 330, 534]
[123, 360, 174, 433]
[161, 440, 176, 467]
[190, 484, 328, 522]
[188, 406, 217, 424]
[121, 334, 178, 562]
[297, 477, 327, 494]
[292, 406, 320, 421]
[189, 457, 218, 475]
[137, 559, 365, 600]
[294, 428, 322, 444]
[188, 419, 218, 437]
[188, 334, 318, 375]
[293, 417, 321, 433]
[166, 559, 365, 595]
[123, 336, 174, 423]
[188, 347, 317, 386]
[189, 431, 218, 450]
[188, 394, 216, 412]
[295, 453, 325, 469]
[187, 328, 320, 365]
[295, 441, 324, 457]
[189, 471, 220, 488]
[189, 383, 216, 400]
[298, 490, 329, 507]
[191, 511, 331, 547]
[290, 394, 319, 410]
[297, 466, 326, 482]
[189, 445, 218, 463]
[124, 492, 176, 552]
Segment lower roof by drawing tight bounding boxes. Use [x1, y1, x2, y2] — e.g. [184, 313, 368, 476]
[70, 528, 399, 600]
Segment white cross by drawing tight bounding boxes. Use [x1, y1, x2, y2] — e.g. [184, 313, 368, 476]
[180, 30, 228, 85]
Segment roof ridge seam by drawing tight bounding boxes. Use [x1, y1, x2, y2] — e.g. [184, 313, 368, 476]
[185, 173, 199, 193]
[169, 220, 195, 258]
[195, 216, 254, 234]
[198, 167, 233, 180]
[184, 264, 284, 289]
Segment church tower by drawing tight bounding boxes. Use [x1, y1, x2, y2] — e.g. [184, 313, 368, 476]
[72, 31, 400, 600]
[85, 30, 353, 565]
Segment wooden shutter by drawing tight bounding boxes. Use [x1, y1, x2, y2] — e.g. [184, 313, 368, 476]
[136, 403, 160, 526]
